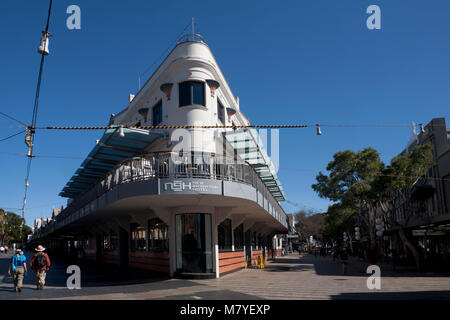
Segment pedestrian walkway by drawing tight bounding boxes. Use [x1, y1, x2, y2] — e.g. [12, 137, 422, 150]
[1, 253, 449, 300]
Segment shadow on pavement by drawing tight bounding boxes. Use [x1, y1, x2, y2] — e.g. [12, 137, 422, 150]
[278, 254, 450, 278]
[159, 290, 263, 300]
[331, 290, 450, 300]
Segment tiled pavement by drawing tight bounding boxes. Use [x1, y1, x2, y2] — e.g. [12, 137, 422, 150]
[1, 251, 449, 300]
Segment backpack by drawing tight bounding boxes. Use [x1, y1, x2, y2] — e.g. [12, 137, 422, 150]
[35, 253, 47, 268]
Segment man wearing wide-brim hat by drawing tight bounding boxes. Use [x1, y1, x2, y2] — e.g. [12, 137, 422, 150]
[30, 245, 51, 290]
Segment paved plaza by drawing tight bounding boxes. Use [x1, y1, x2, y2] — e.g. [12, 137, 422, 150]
[1, 252, 449, 300]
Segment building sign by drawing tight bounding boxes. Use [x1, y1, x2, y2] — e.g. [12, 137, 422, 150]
[159, 178, 221, 195]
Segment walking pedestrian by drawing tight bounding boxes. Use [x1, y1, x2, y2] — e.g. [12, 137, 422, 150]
[0, 246, 4, 254]
[8, 249, 27, 292]
[4, 245, 8, 254]
[30, 245, 51, 290]
[339, 247, 349, 275]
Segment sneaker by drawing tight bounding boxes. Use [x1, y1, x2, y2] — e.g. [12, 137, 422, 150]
[17, 288, 21, 292]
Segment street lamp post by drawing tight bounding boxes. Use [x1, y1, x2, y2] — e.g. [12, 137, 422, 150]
[375, 218, 385, 264]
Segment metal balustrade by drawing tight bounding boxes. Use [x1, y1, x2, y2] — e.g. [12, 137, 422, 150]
[32, 152, 288, 239]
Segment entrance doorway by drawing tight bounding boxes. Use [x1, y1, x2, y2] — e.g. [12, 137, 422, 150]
[175, 213, 213, 274]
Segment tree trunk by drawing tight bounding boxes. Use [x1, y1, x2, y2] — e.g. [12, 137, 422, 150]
[398, 227, 421, 271]
[347, 231, 354, 255]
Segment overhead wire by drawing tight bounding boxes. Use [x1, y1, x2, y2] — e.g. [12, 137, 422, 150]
[20, 0, 53, 240]
[0, 111, 27, 127]
[0, 130, 26, 142]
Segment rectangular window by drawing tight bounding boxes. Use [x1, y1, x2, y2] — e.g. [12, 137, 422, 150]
[218, 218, 232, 251]
[233, 223, 244, 250]
[148, 218, 168, 251]
[152, 101, 162, 126]
[217, 100, 225, 124]
[131, 223, 147, 251]
[103, 232, 118, 251]
[192, 82, 205, 106]
[179, 81, 205, 107]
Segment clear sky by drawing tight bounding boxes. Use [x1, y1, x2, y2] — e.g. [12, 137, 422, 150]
[1, 0, 449, 227]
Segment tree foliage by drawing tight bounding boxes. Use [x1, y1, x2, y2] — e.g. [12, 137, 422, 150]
[312, 143, 435, 269]
[294, 210, 325, 242]
[0, 209, 32, 244]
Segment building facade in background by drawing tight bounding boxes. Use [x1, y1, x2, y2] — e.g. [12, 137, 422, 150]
[385, 117, 450, 269]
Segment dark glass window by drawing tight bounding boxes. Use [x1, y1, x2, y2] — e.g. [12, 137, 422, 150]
[218, 218, 232, 250]
[152, 101, 162, 126]
[103, 232, 118, 251]
[217, 100, 225, 124]
[179, 82, 191, 107]
[192, 82, 205, 105]
[233, 223, 244, 250]
[148, 218, 168, 251]
[131, 223, 147, 251]
[179, 81, 205, 107]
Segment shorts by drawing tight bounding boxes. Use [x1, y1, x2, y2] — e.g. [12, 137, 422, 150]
[341, 261, 348, 265]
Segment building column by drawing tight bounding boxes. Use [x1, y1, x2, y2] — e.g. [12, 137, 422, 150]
[119, 226, 129, 270]
[95, 233, 103, 265]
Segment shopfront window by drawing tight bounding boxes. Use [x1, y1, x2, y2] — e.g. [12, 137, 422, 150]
[218, 219, 232, 251]
[103, 232, 118, 251]
[233, 223, 244, 250]
[131, 223, 147, 251]
[148, 218, 168, 251]
[175, 213, 212, 273]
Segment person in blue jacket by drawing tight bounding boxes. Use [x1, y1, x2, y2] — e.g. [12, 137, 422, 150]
[8, 249, 28, 292]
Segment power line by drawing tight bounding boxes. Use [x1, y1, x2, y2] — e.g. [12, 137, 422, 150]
[31, 122, 449, 131]
[21, 0, 53, 241]
[0, 151, 83, 159]
[0, 130, 26, 142]
[138, 21, 193, 90]
[0, 111, 27, 127]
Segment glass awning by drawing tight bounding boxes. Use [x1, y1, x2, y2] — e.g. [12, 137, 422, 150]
[59, 127, 162, 198]
[224, 128, 286, 202]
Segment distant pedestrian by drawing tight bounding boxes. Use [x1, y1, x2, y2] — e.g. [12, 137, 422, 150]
[0, 246, 4, 254]
[4, 246, 8, 254]
[30, 245, 51, 290]
[8, 249, 27, 292]
[333, 248, 339, 262]
[339, 247, 349, 275]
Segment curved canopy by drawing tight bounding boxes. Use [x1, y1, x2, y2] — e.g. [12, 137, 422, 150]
[60, 127, 162, 198]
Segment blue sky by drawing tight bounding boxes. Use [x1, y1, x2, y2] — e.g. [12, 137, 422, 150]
[1, 0, 449, 226]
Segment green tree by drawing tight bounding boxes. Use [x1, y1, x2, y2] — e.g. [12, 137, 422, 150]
[294, 210, 325, 244]
[312, 148, 384, 247]
[322, 204, 356, 251]
[377, 143, 435, 270]
[0, 209, 32, 245]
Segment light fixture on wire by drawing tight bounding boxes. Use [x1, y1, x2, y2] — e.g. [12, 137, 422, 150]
[419, 123, 425, 134]
[316, 124, 322, 135]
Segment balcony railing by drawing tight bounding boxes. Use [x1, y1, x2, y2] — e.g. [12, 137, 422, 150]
[43, 152, 287, 235]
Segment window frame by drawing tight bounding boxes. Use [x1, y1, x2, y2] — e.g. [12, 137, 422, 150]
[217, 99, 225, 124]
[152, 100, 163, 126]
[178, 81, 206, 108]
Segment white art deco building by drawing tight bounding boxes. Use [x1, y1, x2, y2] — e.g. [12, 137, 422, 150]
[31, 32, 288, 278]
